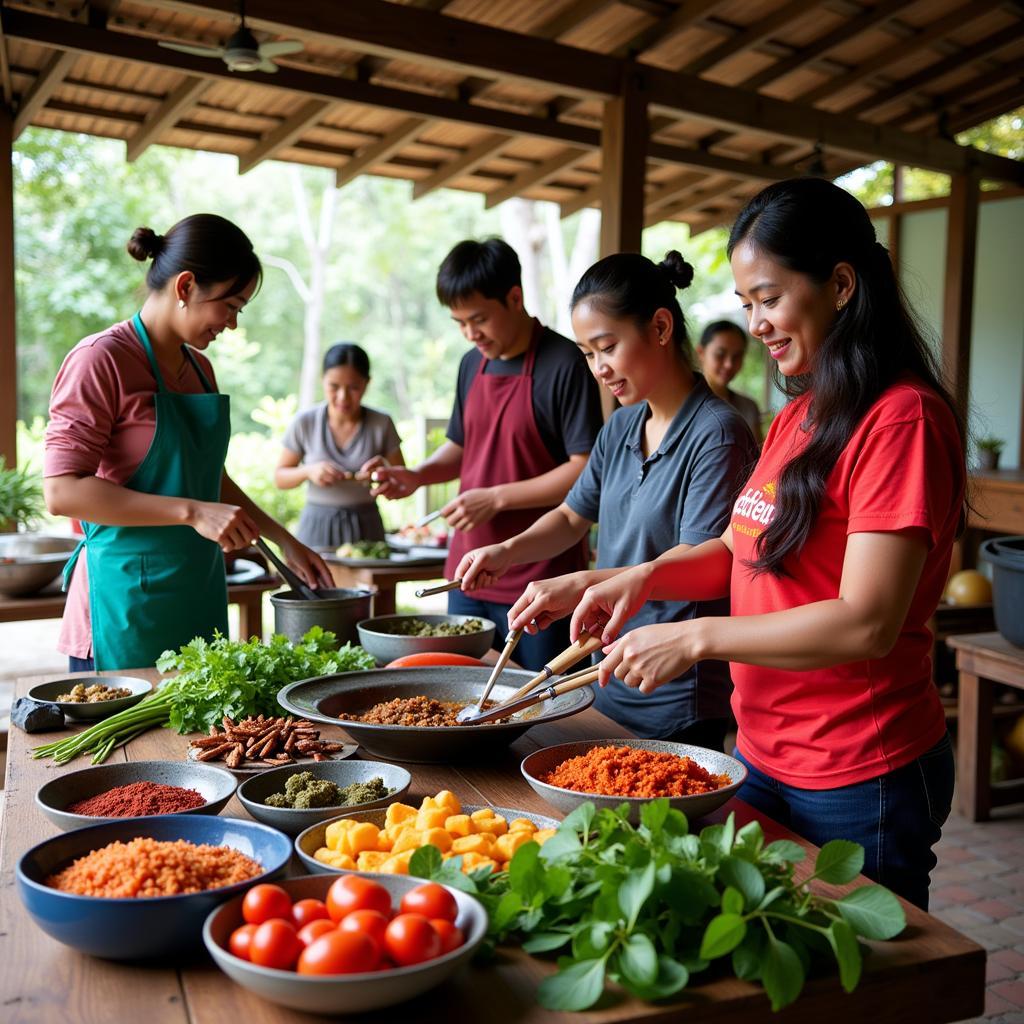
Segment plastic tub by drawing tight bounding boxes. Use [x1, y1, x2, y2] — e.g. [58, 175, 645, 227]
[980, 536, 1024, 647]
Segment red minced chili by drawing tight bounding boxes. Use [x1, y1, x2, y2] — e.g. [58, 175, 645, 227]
[67, 781, 207, 817]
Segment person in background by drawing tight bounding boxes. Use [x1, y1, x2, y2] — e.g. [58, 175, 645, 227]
[45, 214, 332, 673]
[276, 343, 404, 550]
[368, 238, 603, 671]
[569, 178, 965, 909]
[696, 320, 763, 443]
[455, 252, 756, 749]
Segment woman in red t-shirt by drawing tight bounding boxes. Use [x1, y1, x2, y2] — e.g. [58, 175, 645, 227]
[571, 178, 966, 909]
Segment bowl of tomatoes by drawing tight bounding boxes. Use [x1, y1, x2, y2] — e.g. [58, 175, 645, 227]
[203, 873, 487, 1013]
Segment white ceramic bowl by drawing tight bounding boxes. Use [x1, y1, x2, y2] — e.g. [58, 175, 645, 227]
[203, 873, 487, 1013]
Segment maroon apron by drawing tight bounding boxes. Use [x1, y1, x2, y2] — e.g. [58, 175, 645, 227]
[445, 323, 588, 603]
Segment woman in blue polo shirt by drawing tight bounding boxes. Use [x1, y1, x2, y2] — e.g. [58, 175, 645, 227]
[455, 251, 757, 749]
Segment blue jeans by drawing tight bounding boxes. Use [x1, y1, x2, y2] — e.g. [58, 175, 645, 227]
[734, 732, 954, 910]
[69, 656, 95, 672]
[447, 590, 571, 672]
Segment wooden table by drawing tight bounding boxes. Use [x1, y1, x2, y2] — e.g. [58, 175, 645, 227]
[0, 577, 281, 640]
[947, 631, 1024, 820]
[0, 670, 985, 1024]
[326, 560, 447, 615]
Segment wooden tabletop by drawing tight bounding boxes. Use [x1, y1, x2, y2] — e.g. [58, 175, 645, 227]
[0, 669, 985, 1024]
[947, 631, 1024, 681]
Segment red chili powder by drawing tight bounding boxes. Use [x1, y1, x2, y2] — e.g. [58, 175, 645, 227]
[67, 781, 207, 817]
[541, 745, 731, 798]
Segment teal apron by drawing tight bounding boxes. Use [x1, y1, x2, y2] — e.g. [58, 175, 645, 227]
[63, 313, 231, 670]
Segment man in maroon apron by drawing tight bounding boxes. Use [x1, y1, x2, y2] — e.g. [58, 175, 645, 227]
[369, 239, 602, 669]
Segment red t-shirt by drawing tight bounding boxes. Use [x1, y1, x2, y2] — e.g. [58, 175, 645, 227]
[728, 377, 964, 789]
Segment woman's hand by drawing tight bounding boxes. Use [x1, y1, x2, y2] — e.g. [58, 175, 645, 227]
[569, 564, 656, 644]
[442, 488, 500, 532]
[279, 534, 335, 589]
[599, 621, 704, 694]
[306, 461, 348, 487]
[188, 501, 260, 552]
[365, 461, 420, 500]
[456, 544, 514, 591]
[508, 572, 596, 634]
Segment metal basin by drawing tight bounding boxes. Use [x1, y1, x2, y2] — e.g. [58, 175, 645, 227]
[0, 534, 78, 597]
[277, 666, 595, 763]
[270, 587, 374, 646]
[356, 614, 496, 665]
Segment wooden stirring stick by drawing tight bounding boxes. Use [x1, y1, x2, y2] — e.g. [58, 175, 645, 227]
[505, 632, 604, 702]
[459, 666, 601, 724]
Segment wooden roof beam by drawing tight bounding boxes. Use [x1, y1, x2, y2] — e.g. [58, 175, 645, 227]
[237, 98, 329, 174]
[947, 82, 1024, 136]
[0, 9, 13, 107]
[648, 139, 798, 181]
[14, 47, 76, 137]
[561, 181, 602, 219]
[125, 74, 208, 162]
[613, 0, 729, 58]
[412, 132, 510, 199]
[484, 147, 589, 209]
[335, 117, 427, 189]
[646, 179, 739, 226]
[643, 170, 712, 214]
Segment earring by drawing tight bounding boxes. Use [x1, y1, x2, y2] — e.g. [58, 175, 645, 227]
[177, 299, 186, 310]
[836, 297, 847, 311]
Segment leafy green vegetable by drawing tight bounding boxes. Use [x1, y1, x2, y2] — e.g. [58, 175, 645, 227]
[410, 800, 906, 1013]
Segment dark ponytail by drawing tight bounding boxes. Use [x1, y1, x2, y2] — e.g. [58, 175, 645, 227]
[323, 342, 371, 378]
[571, 250, 695, 362]
[127, 213, 261, 300]
[727, 177, 966, 578]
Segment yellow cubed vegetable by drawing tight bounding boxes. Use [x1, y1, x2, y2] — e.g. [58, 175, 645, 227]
[415, 806, 449, 831]
[444, 814, 474, 837]
[391, 829, 426, 855]
[460, 853, 499, 874]
[475, 815, 508, 837]
[379, 849, 415, 875]
[313, 846, 335, 864]
[470, 808, 495, 822]
[347, 821, 382, 857]
[509, 818, 537, 834]
[331, 853, 357, 870]
[356, 851, 389, 871]
[325, 818, 357, 851]
[384, 822, 411, 845]
[376, 829, 393, 853]
[493, 831, 535, 862]
[534, 828, 557, 845]
[434, 790, 461, 815]
[418, 827, 453, 853]
[451, 833, 494, 856]
[384, 802, 417, 827]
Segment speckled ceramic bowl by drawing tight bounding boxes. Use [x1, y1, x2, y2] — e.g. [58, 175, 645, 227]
[521, 738, 747, 824]
[27, 676, 153, 721]
[35, 759, 238, 831]
[356, 614, 496, 665]
[204, 873, 487, 1014]
[236, 760, 412, 837]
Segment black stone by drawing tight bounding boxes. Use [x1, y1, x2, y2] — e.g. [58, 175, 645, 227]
[11, 697, 65, 733]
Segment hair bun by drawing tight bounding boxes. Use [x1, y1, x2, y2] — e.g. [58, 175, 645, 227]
[659, 250, 695, 291]
[126, 227, 164, 262]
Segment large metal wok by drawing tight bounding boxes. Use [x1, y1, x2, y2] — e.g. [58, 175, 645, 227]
[277, 666, 594, 763]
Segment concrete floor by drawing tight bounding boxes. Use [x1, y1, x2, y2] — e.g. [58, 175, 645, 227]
[1, 617, 1022, 1020]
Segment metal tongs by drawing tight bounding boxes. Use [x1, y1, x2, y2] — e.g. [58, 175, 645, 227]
[256, 537, 322, 601]
[456, 627, 524, 722]
[459, 664, 601, 725]
[457, 631, 603, 724]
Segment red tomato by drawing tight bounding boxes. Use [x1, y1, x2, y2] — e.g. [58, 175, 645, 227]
[297, 919, 336, 947]
[385, 913, 442, 967]
[326, 875, 392, 922]
[228, 923, 258, 961]
[292, 898, 330, 928]
[385, 652, 485, 668]
[339, 909, 389, 953]
[430, 919, 465, 955]
[297, 929, 379, 975]
[249, 919, 303, 970]
[242, 883, 293, 926]
[400, 883, 458, 923]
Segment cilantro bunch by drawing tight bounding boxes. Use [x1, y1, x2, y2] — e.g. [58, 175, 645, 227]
[156, 626, 375, 734]
[410, 800, 906, 1012]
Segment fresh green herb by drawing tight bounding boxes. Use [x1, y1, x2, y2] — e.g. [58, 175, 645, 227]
[32, 628, 374, 765]
[409, 800, 905, 1013]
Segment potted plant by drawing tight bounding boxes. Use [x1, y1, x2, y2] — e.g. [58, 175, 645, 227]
[0, 457, 45, 533]
[975, 436, 1006, 472]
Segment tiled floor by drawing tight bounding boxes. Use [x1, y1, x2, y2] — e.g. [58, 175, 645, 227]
[1, 618, 1022, 1020]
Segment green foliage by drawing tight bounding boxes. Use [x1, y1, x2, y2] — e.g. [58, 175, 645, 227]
[975, 436, 1006, 454]
[0, 456, 44, 529]
[411, 801, 906, 1013]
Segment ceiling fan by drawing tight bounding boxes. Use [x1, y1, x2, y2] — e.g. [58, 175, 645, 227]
[158, 0, 303, 73]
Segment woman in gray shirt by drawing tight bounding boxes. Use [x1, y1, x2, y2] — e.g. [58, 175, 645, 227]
[696, 321, 763, 444]
[276, 343, 403, 549]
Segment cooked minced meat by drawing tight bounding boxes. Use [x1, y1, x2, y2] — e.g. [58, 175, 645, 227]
[351, 696, 508, 727]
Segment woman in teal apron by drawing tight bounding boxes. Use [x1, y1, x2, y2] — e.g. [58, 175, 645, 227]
[45, 214, 333, 671]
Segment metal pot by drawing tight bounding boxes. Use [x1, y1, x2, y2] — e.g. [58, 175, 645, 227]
[270, 588, 374, 647]
[0, 534, 79, 597]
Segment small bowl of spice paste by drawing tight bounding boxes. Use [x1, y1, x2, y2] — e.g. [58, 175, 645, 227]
[237, 760, 411, 836]
[35, 760, 237, 831]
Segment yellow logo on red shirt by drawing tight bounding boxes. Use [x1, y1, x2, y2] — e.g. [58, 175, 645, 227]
[731, 480, 777, 538]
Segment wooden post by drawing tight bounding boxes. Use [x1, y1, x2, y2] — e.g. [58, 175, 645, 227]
[598, 68, 647, 257]
[941, 173, 979, 419]
[0, 107, 16, 469]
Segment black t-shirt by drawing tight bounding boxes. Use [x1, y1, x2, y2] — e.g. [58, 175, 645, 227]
[446, 324, 603, 462]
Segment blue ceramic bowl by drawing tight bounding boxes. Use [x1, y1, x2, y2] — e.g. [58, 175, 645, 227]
[17, 815, 292, 960]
